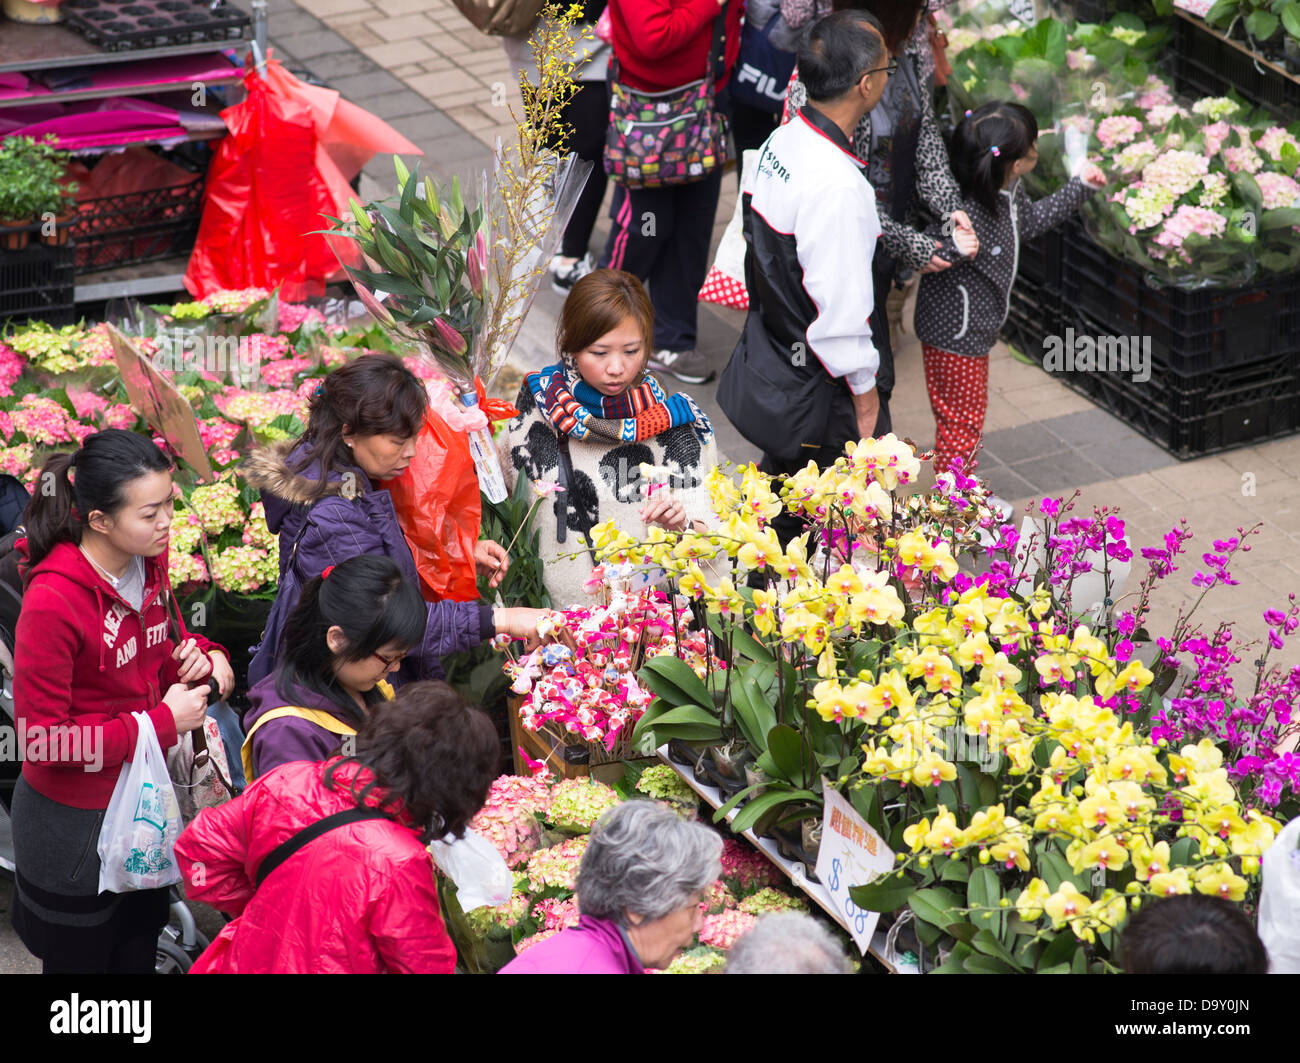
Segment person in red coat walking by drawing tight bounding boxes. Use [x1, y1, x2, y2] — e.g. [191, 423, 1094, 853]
[175, 680, 499, 974]
[599, 0, 745, 385]
[9, 429, 232, 974]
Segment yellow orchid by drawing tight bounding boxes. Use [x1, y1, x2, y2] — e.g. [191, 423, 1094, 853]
[705, 578, 744, 618]
[1069, 625, 1110, 674]
[865, 669, 916, 719]
[1077, 787, 1126, 833]
[921, 806, 965, 851]
[976, 652, 1023, 690]
[1034, 651, 1077, 686]
[1148, 867, 1193, 897]
[1194, 863, 1249, 903]
[706, 465, 741, 513]
[1106, 779, 1157, 820]
[954, 632, 997, 671]
[909, 752, 958, 789]
[1004, 738, 1034, 775]
[776, 535, 814, 582]
[963, 804, 1006, 844]
[1071, 836, 1129, 874]
[751, 588, 778, 637]
[1131, 839, 1171, 881]
[1015, 878, 1052, 921]
[1230, 810, 1280, 859]
[677, 562, 709, 601]
[1028, 588, 1053, 620]
[1195, 805, 1248, 843]
[989, 825, 1032, 871]
[846, 433, 921, 491]
[1032, 801, 1083, 838]
[1086, 889, 1128, 933]
[988, 600, 1033, 648]
[1095, 659, 1155, 699]
[1169, 738, 1223, 782]
[1043, 881, 1092, 929]
[826, 563, 863, 597]
[736, 524, 784, 572]
[963, 688, 1000, 738]
[849, 582, 906, 628]
[903, 817, 931, 852]
[904, 645, 962, 695]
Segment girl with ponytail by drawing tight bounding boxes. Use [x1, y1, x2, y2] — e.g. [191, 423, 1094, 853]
[240, 554, 427, 780]
[10, 428, 233, 974]
[913, 101, 1107, 475]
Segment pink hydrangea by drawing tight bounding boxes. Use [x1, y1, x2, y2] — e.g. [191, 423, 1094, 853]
[1255, 126, 1300, 165]
[531, 896, 581, 933]
[1142, 150, 1210, 198]
[104, 404, 138, 431]
[321, 346, 348, 368]
[0, 443, 34, 479]
[1223, 145, 1263, 174]
[1154, 204, 1228, 261]
[698, 909, 758, 951]
[244, 333, 293, 363]
[699, 879, 737, 915]
[260, 357, 315, 388]
[512, 928, 561, 955]
[719, 838, 782, 896]
[66, 388, 108, 421]
[1256, 172, 1300, 210]
[201, 288, 271, 314]
[198, 417, 242, 450]
[9, 395, 75, 444]
[1097, 115, 1143, 150]
[0, 410, 13, 441]
[0, 343, 26, 397]
[402, 355, 440, 380]
[277, 302, 327, 333]
[168, 551, 210, 590]
[1202, 121, 1230, 157]
[1136, 76, 1174, 109]
[470, 774, 555, 867]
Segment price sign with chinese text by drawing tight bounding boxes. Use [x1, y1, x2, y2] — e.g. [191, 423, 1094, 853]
[815, 787, 895, 956]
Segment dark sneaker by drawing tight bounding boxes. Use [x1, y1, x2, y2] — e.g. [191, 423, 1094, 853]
[550, 253, 594, 295]
[647, 348, 716, 384]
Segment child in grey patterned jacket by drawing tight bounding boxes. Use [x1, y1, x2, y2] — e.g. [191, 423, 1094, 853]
[914, 101, 1106, 474]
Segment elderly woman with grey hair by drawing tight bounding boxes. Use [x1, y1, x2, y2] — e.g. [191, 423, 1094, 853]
[500, 801, 722, 974]
[725, 912, 852, 974]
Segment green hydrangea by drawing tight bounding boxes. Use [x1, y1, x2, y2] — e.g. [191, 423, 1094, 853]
[737, 887, 808, 916]
[169, 302, 209, 320]
[662, 946, 727, 975]
[635, 765, 696, 805]
[547, 778, 621, 834]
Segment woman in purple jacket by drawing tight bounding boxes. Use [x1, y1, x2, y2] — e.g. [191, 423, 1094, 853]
[501, 801, 722, 974]
[244, 354, 547, 689]
[241, 555, 422, 780]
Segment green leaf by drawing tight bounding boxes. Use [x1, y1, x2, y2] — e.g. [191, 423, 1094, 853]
[908, 886, 964, 934]
[941, 860, 971, 884]
[638, 654, 713, 708]
[971, 928, 1023, 970]
[712, 783, 764, 823]
[729, 788, 819, 835]
[1036, 928, 1077, 971]
[968, 865, 1002, 910]
[1247, 9, 1280, 39]
[963, 953, 1014, 974]
[652, 704, 724, 729]
[1262, 208, 1300, 230]
[730, 671, 777, 753]
[848, 873, 916, 913]
[1284, 1, 1300, 39]
[1071, 947, 1088, 974]
[765, 723, 805, 784]
[1206, 0, 1238, 26]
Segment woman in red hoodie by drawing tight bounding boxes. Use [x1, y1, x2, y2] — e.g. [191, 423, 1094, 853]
[600, 0, 744, 386]
[10, 429, 232, 974]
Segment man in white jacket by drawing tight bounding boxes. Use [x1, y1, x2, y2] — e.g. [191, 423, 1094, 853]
[718, 10, 892, 502]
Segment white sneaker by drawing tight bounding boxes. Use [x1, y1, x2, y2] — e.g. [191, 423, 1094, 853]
[550, 253, 594, 295]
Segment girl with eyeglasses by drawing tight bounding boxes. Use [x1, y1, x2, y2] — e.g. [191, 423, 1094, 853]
[240, 554, 424, 781]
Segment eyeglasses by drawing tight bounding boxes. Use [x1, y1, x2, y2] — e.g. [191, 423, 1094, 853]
[861, 57, 898, 80]
[370, 649, 407, 668]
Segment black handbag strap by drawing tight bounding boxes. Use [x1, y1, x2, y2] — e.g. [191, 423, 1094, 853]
[254, 807, 392, 889]
[555, 435, 599, 568]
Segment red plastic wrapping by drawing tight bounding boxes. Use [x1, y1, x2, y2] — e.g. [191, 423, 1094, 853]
[184, 71, 341, 300]
[184, 56, 421, 300]
[386, 378, 518, 603]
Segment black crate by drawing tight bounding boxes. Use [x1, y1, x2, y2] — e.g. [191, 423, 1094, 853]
[59, 0, 250, 52]
[0, 239, 76, 326]
[1058, 307, 1300, 457]
[1060, 222, 1300, 376]
[1171, 13, 1300, 119]
[1017, 228, 1065, 294]
[1002, 275, 1065, 364]
[71, 168, 206, 273]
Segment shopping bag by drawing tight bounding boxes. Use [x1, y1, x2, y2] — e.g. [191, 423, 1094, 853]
[1259, 814, 1300, 973]
[698, 149, 758, 311]
[98, 712, 183, 893]
[167, 714, 236, 824]
[429, 828, 514, 911]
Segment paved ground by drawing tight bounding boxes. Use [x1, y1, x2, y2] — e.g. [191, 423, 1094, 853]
[257, 0, 1300, 672]
[3, 0, 1297, 973]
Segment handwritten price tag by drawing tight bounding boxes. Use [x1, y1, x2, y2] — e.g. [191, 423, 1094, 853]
[815, 788, 895, 956]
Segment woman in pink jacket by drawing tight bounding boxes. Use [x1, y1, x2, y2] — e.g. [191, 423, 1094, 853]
[175, 681, 498, 974]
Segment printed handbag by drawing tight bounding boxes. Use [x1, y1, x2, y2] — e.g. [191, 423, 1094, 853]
[603, 12, 728, 188]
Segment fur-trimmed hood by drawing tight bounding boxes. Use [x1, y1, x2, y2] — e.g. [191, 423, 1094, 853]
[243, 439, 368, 535]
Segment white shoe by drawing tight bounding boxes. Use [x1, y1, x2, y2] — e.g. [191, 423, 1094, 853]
[550, 253, 594, 295]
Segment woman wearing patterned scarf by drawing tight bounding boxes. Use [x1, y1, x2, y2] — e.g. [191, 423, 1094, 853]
[501, 270, 717, 607]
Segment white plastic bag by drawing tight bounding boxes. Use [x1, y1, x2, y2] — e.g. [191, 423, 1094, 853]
[429, 828, 513, 911]
[1259, 815, 1300, 974]
[98, 712, 183, 893]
